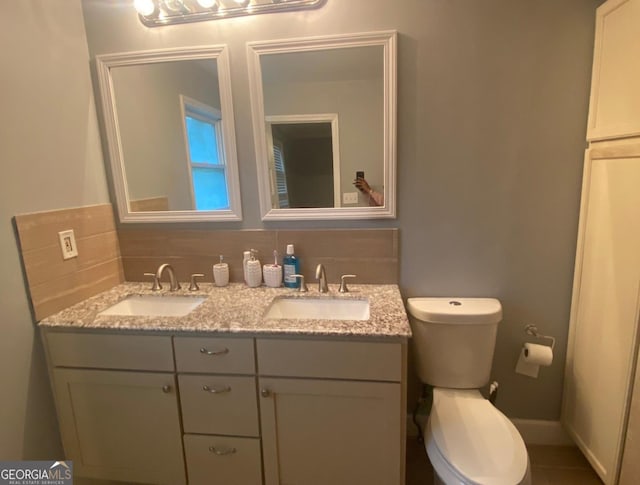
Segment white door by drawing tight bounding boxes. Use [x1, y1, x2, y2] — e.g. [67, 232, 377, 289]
[562, 142, 640, 484]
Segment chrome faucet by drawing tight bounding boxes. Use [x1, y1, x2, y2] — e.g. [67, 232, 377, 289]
[315, 264, 329, 293]
[156, 263, 181, 291]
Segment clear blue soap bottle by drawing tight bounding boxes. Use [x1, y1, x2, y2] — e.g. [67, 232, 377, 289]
[283, 244, 300, 288]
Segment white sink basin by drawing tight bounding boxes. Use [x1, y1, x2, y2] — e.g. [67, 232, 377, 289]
[264, 297, 370, 321]
[98, 295, 206, 317]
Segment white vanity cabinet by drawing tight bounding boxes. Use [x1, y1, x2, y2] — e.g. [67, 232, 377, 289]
[45, 332, 186, 485]
[256, 338, 406, 485]
[43, 330, 407, 485]
[174, 336, 262, 485]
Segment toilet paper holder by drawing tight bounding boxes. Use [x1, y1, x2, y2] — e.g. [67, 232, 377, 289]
[524, 324, 555, 350]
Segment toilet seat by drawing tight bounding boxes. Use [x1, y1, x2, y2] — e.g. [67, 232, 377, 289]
[425, 388, 529, 485]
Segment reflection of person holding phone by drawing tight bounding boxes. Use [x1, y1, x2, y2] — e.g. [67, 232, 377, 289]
[353, 172, 384, 207]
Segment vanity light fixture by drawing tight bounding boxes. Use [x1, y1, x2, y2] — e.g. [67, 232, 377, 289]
[196, 0, 217, 7]
[134, 0, 156, 16]
[135, 0, 327, 27]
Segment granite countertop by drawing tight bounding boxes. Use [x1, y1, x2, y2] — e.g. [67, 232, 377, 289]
[39, 282, 411, 339]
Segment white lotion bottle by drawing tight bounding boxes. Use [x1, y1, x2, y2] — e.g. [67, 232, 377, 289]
[213, 255, 229, 287]
[242, 250, 251, 284]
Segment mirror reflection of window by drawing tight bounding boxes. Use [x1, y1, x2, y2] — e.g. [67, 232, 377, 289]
[181, 96, 229, 210]
[100, 48, 243, 222]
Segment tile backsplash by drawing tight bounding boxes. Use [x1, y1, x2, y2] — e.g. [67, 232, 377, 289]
[15, 202, 398, 321]
[14, 204, 124, 321]
[118, 227, 399, 285]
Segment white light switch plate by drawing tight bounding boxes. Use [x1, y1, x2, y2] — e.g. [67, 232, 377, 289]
[58, 229, 78, 260]
[343, 192, 358, 204]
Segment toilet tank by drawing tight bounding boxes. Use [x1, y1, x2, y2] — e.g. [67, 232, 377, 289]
[407, 297, 502, 389]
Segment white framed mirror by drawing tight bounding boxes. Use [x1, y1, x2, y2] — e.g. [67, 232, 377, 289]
[247, 31, 397, 221]
[96, 46, 242, 223]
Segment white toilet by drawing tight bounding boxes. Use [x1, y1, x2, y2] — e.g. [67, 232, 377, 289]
[407, 297, 532, 485]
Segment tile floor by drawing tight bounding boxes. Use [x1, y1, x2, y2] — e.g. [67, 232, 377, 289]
[406, 438, 604, 485]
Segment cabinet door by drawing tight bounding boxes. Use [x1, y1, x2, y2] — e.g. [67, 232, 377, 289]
[53, 368, 185, 485]
[259, 377, 402, 485]
[562, 143, 640, 484]
[587, 0, 640, 141]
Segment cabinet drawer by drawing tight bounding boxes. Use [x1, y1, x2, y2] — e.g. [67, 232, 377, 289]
[179, 375, 259, 437]
[257, 339, 402, 382]
[184, 434, 262, 485]
[174, 337, 254, 374]
[46, 332, 174, 371]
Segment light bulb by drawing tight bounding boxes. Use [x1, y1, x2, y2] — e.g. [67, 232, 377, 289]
[134, 0, 156, 16]
[196, 0, 217, 7]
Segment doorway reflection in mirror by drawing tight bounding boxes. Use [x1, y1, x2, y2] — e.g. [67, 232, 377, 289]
[267, 115, 339, 209]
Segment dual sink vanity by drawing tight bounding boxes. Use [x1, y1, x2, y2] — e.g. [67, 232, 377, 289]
[40, 281, 411, 485]
[98, 293, 370, 322]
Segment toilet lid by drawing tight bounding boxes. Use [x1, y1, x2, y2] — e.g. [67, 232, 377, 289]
[428, 389, 528, 485]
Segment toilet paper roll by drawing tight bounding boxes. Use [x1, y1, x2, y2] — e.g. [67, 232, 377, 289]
[523, 343, 553, 366]
[515, 343, 553, 378]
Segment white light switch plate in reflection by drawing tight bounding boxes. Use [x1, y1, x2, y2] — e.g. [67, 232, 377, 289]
[343, 192, 358, 204]
[58, 229, 78, 260]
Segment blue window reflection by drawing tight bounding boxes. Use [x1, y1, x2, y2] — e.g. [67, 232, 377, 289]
[184, 109, 228, 209]
[192, 167, 229, 210]
[186, 116, 220, 165]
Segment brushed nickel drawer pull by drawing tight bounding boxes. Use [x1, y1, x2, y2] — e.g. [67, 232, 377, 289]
[162, 385, 171, 393]
[202, 385, 231, 394]
[209, 446, 237, 456]
[199, 347, 229, 356]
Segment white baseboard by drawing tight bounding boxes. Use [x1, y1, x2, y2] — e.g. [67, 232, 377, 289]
[510, 418, 574, 446]
[406, 415, 574, 446]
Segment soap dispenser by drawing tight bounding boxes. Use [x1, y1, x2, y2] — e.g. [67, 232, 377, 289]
[246, 249, 262, 288]
[242, 250, 251, 284]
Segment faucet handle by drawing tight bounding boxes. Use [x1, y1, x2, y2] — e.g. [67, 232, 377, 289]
[189, 273, 205, 291]
[339, 274, 357, 293]
[291, 274, 309, 293]
[144, 272, 162, 291]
